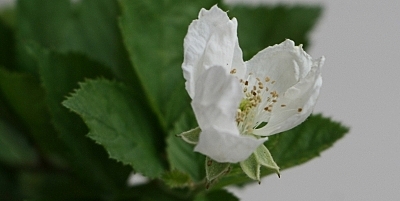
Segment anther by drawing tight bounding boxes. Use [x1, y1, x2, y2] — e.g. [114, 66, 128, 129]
[298, 108, 303, 112]
[265, 77, 270, 82]
[245, 81, 249, 85]
[230, 69, 237, 74]
[281, 104, 286, 107]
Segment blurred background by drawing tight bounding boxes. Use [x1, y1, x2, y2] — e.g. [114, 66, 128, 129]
[1, 0, 399, 200]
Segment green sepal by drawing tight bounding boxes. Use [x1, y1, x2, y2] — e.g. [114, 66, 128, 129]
[255, 144, 280, 177]
[161, 169, 192, 189]
[240, 153, 259, 181]
[205, 157, 230, 188]
[176, 127, 201, 145]
[240, 144, 280, 182]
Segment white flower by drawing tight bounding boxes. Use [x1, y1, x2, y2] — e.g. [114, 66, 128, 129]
[182, 5, 324, 163]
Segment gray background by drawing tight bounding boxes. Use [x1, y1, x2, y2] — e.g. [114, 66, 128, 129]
[1, 0, 399, 200]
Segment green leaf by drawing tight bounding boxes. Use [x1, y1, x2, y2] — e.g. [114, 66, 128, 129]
[35, 47, 131, 192]
[63, 79, 165, 178]
[166, 111, 205, 182]
[162, 169, 192, 188]
[0, 120, 38, 166]
[0, 18, 15, 69]
[0, 67, 66, 158]
[213, 114, 349, 188]
[194, 189, 239, 201]
[0, 164, 20, 200]
[177, 127, 200, 145]
[118, 0, 220, 130]
[16, 0, 133, 82]
[18, 171, 102, 199]
[228, 5, 322, 60]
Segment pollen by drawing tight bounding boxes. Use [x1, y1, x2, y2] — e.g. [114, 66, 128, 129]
[230, 68, 237, 74]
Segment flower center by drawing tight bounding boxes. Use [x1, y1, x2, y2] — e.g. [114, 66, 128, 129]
[231, 70, 281, 135]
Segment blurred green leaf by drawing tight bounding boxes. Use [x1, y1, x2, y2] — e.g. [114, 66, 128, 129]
[18, 171, 102, 200]
[16, 0, 133, 82]
[0, 120, 37, 166]
[119, 0, 221, 130]
[34, 47, 131, 193]
[0, 18, 15, 69]
[194, 189, 239, 201]
[0, 67, 66, 158]
[63, 79, 165, 178]
[228, 5, 322, 60]
[166, 111, 205, 182]
[213, 114, 349, 188]
[0, 164, 20, 200]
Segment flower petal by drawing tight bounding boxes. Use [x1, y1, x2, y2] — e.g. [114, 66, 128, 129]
[182, 5, 245, 98]
[191, 66, 241, 133]
[191, 66, 264, 163]
[195, 126, 266, 163]
[253, 57, 324, 136]
[245, 39, 313, 97]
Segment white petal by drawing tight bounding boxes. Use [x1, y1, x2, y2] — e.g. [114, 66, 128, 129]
[195, 126, 266, 163]
[253, 57, 324, 136]
[182, 5, 245, 98]
[191, 66, 241, 133]
[245, 39, 313, 96]
[192, 66, 265, 163]
[231, 41, 246, 79]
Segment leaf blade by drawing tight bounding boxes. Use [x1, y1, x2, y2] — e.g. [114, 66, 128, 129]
[63, 79, 165, 178]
